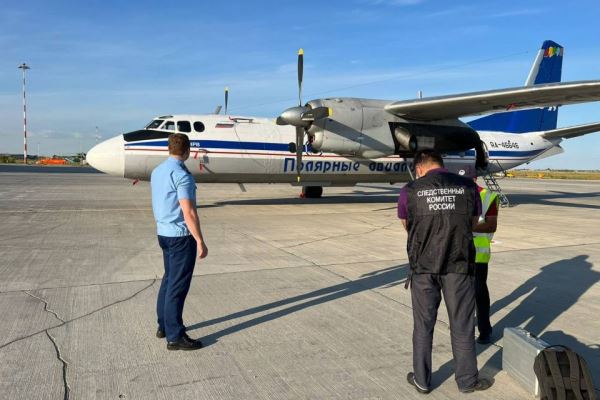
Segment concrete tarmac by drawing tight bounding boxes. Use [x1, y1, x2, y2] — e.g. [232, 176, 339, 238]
[0, 169, 598, 399]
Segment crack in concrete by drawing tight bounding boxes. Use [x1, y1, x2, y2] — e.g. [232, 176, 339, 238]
[317, 263, 512, 370]
[0, 279, 157, 351]
[45, 330, 71, 400]
[493, 241, 600, 254]
[234, 228, 321, 269]
[25, 291, 66, 323]
[2, 241, 596, 295]
[281, 222, 395, 250]
[158, 374, 239, 388]
[317, 264, 451, 329]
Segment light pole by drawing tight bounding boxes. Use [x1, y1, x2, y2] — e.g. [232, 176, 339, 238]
[18, 63, 30, 164]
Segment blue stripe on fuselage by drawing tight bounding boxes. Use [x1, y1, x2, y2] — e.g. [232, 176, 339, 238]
[125, 139, 545, 158]
[126, 139, 289, 152]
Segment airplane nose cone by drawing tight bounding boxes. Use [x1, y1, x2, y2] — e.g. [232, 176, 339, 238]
[86, 135, 124, 177]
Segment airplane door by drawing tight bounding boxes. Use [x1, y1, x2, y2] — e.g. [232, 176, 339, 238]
[233, 121, 271, 174]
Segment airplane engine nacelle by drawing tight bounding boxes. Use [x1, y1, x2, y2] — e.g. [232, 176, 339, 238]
[306, 98, 364, 156]
[390, 122, 482, 154]
[306, 98, 397, 158]
[304, 98, 487, 169]
[391, 122, 488, 170]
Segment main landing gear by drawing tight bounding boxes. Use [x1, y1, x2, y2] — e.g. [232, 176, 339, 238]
[300, 186, 323, 198]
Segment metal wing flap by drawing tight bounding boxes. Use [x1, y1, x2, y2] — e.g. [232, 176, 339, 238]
[384, 80, 600, 120]
[542, 121, 600, 140]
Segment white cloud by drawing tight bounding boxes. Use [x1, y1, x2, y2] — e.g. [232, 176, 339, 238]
[424, 5, 474, 18]
[488, 8, 544, 18]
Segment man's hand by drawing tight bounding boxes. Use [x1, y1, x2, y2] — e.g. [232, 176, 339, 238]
[473, 216, 497, 233]
[400, 218, 408, 231]
[179, 198, 208, 259]
[197, 241, 208, 259]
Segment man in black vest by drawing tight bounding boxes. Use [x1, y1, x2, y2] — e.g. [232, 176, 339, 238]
[398, 150, 492, 394]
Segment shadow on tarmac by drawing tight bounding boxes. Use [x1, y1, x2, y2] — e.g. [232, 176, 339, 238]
[204, 187, 599, 209]
[185, 255, 599, 391]
[507, 191, 600, 210]
[187, 256, 598, 389]
[211, 195, 399, 207]
[187, 264, 409, 346]
[540, 331, 600, 387]
[433, 255, 600, 390]
[201, 184, 402, 207]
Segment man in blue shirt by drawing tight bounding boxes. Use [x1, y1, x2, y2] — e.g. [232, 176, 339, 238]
[151, 133, 208, 350]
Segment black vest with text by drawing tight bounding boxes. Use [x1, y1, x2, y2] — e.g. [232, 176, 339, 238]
[405, 171, 478, 275]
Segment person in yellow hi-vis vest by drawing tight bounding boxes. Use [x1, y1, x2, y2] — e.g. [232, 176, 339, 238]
[472, 179, 500, 345]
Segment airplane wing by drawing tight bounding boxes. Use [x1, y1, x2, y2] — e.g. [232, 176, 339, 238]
[542, 121, 600, 140]
[384, 80, 600, 120]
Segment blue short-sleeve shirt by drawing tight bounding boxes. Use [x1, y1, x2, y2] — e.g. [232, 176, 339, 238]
[151, 157, 196, 237]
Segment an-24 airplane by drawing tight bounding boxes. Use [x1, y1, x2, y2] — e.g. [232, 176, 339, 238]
[87, 40, 600, 198]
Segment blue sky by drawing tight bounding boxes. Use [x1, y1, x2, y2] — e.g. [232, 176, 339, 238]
[1, 0, 599, 169]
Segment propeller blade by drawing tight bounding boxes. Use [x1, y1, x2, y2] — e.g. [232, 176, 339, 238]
[301, 106, 331, 122]
[295, 126, 304, 180]
[297, 48, 304, 106]
[214, 105, 222, 115]
[225, 87, 229, 115]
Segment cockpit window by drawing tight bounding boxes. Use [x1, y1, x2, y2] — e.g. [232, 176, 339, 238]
[146, 119, 164, 129]
[194, 122, 205, 132]
[124, 130, 171, 142]
[164, 121, 175, 131]
[177, 121, 191, 133]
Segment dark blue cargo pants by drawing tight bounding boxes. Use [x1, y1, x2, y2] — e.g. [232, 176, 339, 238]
[157, 235, 197, 342]
[410, 272, 478, 391]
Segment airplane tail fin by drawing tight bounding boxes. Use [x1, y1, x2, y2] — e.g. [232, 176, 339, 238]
[468, 40, 563, 133]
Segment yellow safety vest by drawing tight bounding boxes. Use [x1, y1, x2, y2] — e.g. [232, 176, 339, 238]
[473, 189, 498, 264]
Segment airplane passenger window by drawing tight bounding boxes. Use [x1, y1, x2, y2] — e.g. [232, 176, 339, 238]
[194, 122, 205, 132]
[177, 121, 191, 133]
[164, 121, 175, 131]
[145, 119, 164, 129]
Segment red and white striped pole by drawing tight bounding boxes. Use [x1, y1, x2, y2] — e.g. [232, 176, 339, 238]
[18, 63, 30, 164]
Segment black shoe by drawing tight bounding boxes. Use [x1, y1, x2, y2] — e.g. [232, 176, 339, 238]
[167, 334, 203, 351]
[156, 328, 166, 339]
[476, 335, 492, 344]
[459, 378, 493, 393]
[407, 372, 430, 394]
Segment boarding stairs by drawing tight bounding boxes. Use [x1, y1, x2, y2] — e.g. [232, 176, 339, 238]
[481, 160, 511, 208]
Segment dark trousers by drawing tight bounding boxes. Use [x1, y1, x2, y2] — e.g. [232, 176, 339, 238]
[411, 273, 478, 390]
[157, 235, 197, 342]
[475, 263, 492, 337]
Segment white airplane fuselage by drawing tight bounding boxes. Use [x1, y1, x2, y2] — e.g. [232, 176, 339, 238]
[87, 114, 562, 186]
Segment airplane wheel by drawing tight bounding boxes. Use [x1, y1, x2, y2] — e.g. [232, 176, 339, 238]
[302, 186, 323, 198]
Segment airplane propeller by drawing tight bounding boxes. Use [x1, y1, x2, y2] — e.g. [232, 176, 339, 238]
[276, 48, 331, 181]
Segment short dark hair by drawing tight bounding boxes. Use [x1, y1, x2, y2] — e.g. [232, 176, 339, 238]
[413, 149, 444, 168]
[168, 133, 190, 156]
